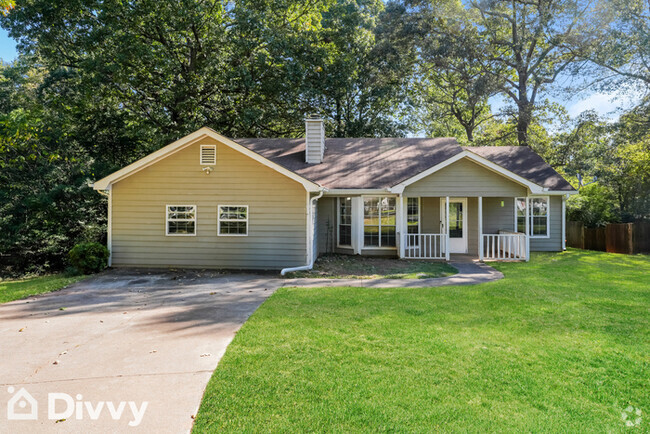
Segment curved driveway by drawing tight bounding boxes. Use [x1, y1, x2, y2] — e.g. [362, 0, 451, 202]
[0, 261, 499, 433]
[0, 270, 282, 433]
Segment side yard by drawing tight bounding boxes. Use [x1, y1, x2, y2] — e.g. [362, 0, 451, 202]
[193, 249, 649, 432]
[0, 274, 86, 304]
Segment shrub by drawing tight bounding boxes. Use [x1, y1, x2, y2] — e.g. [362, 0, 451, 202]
[68, 242, 109, 274]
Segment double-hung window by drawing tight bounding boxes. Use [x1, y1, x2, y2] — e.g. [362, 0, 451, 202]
[338, 197, 352, 246]
[166, 205, 196, 236]
[407, 197, 420, 235]
[218, 205, 248, 236]
[363, 197, 396, 247]
[515, 197, 549, 237]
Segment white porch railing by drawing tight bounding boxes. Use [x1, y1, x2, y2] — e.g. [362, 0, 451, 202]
[482, 231, 527, 261]
[402, 233, 446, 259]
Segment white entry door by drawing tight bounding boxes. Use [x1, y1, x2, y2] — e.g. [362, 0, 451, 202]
[440, 198, 468, 254]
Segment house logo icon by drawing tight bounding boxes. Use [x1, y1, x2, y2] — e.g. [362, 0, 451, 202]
[7, 386, 38, 420]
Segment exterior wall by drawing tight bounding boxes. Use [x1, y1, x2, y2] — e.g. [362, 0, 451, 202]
[481, 196, 563, 251]
[483, 197, 516, 234]
[317, 197, 336, 254]
[111, 138, 308, 269]
[416, 196, 563, 254]
[530, 195, 563, 251]
[404, 158, 528, 197]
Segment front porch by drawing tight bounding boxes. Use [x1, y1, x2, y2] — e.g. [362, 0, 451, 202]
[396, 196, 530, 262]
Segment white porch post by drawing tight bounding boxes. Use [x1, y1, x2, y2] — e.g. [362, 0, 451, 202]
[352, 196, 363, 255]
[478, 196, 483, 261]
[562, 195, 567, 251]
[397, 195, 407, 258]
[445, 196, 450, 261]
[525, 196, 530, 262]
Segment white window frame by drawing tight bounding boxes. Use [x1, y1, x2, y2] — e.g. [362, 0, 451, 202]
[217, 205, 249, 236]
[406, 197, 420, 235]
[200, 144, 217, 165]
[515, 196, 550, 238]
[337, 197, 353, 248]
[362, 195, 397, 249]
[165, 205, 197, 236]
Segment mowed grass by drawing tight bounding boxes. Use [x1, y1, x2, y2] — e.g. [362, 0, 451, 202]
[0, 274, 86, 304]
[193, 250, 650, 432]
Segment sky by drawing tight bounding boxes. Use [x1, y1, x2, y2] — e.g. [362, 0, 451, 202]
[0, 28, 17, 61]
[0, 29, 642, 123]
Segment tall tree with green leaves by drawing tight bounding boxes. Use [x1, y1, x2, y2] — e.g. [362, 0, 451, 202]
[572, 0, 650, 89]
[469, 0, 589, 146]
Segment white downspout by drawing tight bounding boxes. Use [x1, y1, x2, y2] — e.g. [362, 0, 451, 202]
[562, 195, 567, 251]
[281, 189, 325, 275]
[96, 186, 112, 267]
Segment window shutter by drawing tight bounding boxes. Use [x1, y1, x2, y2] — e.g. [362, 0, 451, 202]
[200, 145, 216, 165]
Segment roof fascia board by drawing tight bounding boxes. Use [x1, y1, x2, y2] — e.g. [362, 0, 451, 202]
[390, 151, 546, 194]
[93, 127, 321, 192]
[324, 189, 393, 196]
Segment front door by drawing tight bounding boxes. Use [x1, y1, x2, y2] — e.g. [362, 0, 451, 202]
[440, 198, 468, 254]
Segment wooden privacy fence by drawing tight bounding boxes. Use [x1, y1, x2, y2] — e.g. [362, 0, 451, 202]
[567, 221, 650, 254]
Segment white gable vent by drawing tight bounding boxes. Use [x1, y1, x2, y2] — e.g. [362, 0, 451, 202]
[200, 145, 217, 165]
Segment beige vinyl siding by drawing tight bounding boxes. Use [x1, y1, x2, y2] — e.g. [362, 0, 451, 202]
[483, 197, 516, 234]
[482, 196, 563, 251]
[111, 138, 308, 269]
[529, 195, 562, 251]
[404, 158, 528, 197]
[420, 197, 441, 234]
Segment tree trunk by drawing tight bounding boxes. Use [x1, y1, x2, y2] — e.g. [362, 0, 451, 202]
[516, 107, 530, 146]
[516, 71, 530, 146]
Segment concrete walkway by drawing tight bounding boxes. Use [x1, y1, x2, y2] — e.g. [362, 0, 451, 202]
[282, 259, 503, 288]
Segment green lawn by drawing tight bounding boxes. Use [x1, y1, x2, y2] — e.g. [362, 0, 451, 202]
[193, 249, 649, 432]
[0, 274, 86, 304]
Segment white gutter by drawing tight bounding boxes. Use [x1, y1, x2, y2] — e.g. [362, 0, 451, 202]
[280, 189, 325, 276]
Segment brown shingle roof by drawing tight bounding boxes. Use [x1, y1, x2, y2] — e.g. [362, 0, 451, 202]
[234, 137, 575, 191]
[235, 137, 462, 189]
[463, 146, 575, 192]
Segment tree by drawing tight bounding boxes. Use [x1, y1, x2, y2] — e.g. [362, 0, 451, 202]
[303, 0, 416, 137]
[416, 4, 501, 142]
[573, 0, 650, 89]
[469, 0, 589, 146]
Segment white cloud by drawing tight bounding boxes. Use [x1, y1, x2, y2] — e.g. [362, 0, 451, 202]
[568, 90, 643, 120]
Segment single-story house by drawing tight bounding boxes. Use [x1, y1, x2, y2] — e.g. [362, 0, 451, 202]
[91, 119, 577, 273]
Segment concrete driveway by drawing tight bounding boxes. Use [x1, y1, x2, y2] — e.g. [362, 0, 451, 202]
[0, 270, 282, 433]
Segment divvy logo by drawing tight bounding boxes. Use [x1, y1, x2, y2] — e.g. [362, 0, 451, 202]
[6, 386, 148, 427]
